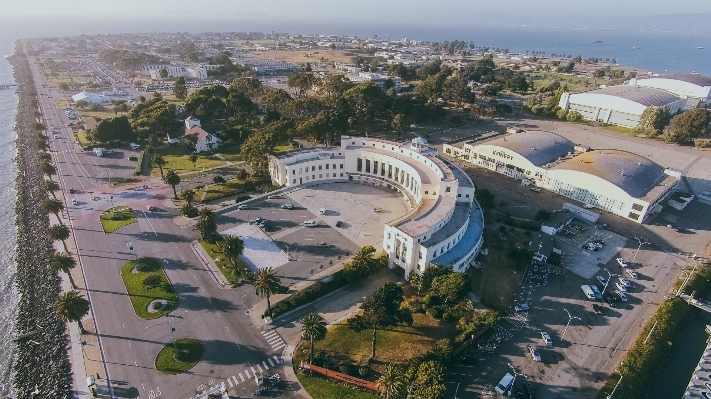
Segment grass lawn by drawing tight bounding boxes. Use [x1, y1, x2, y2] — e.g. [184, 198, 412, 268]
[198, 238, 251, 285]
[152, 146, 227, 177]
[155, 338, 203, 374]
[601, 123, 635, 135]
[120, 257, 178, 320]
[297, 373, 380, 399]
[197, 178, 253, 203]
[110, 177, 142, 187]
[78, 108, 118, 121]
[76, 131, 92, 148]
[273, 145, 294, 153]
[309, 313, 456, 365]
[100, 206, 137, 234]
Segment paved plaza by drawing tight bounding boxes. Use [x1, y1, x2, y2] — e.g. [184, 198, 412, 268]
[221, 223, 289, 271]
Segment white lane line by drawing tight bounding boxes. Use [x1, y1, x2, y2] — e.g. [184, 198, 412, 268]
[256, 364, 263, 373]
[221, 382, 226, 391]
[272, 343, 286, 350]
[239, 373, 245, 382]
[273, 355, 280, 363]
[232, 376, 239, 385]
[262, 361, 269, 369]
[244, 369, 250, 378]
[226, 378, 233, 388]
[140, 210, 158, 236]
[268, 358, 275, 367]
[250, 366, 256, 375]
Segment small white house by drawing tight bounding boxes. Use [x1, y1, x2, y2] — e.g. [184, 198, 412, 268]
[166, 133, 179, 144]
[185, 116, 201, 129]
[72, 91, 110, 105]
[188, 126, 221, 153]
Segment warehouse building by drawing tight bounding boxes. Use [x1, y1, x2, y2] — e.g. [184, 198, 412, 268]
[628, 74, 711, 107]
[444, 130, 681, 223]
[269, 136, 484, 277]
[558, 86, 686, 128]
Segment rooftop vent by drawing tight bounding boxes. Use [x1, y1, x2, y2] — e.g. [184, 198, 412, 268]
[638, 161, 642, 166]
[531, 147, 536, 150]
[620, 170, 626, 176]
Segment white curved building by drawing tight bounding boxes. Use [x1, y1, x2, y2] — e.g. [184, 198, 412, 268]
[444, 130, 681, 223]
[628, 74, 711, 104]
[269, 136, 484, 276]
[559, 86, 686, 128]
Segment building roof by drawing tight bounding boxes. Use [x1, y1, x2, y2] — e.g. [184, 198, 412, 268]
[486, 131, 576, 166]
[655, 74, 711, 87]
[187, 126, 215, 142]
[530, 233, 554, 258]
[432, 203, 484, 266]
[395, 196, 456, 237]
[551, 150, 666, 198]
[587, 86, 681, 107]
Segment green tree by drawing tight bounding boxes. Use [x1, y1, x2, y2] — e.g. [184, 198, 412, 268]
[241, 130, 275, 177]
[75, 100, 89, 109]
[43, 179, 60, 199]
[317, 74, 354, 98]
[41, 160, 56, 178]
[377, 364, 407, 399]
[158, 68, 168, 80]
[633, 106, 672, 137]
[408, 272, 423, 296]
[180, 133, 198, 154]
[430, 272, 469, 303]
[663, 108, 711, 143]
[442, 72, 473, 105]
[142, 274, 163, 289]
[287, 71, 317, 98]
[164, 169, 181, 199]
[534, 209, 552, 221]
[48, 252, 77, 288]
[49, 224, 71, 252]
[258, 89, 293, 118]
[43, 198, 64, 223]
[188, 153, 198, 167]
[196, 208, 218, 242]
[221, 235, 245, 267]
[90, 116, 135, 143]
[56, 290, 90, 333]
[410, 361, 447, 399]
[301, 313, 327, 364]
[475, 188, 495, 209]
[391, 113, 407, 140]
[414, 71, 450, 103]
[181, 188, 196, 207]
[255, 267, 281, 318]
[348, 282, 412, 360]
[153, 153, 166, 179]
[343, 82, 388, 134]
[421, 265, 453, 291]
[173, 76, 188, 100]
[229, 77, 264, 100]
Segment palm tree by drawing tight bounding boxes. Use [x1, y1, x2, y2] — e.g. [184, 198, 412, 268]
[43, 180, 60, 199]
[196, 207, 217, 242]
[56, 290, 91, 333]
[301, 313, 327, 364]
[42, 198, 65, 223]
[37, 138, 49, 152]
[221, 235, 245, 267]
[189, 153, 198, 167]
[377, 364, 407, 399]
[255, 267, 281, 318]
[49, 224, 71, 252]
[164, 169, 181, 199]
[48, 252, 77, 288]
[38, 151, 52, 163]
[182, 188, 196, 207]
[40, 160, 56, 178]
[153, 153, 166, 179]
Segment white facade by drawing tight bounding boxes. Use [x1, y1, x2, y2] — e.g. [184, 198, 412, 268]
[240, 59, 297, 74]
[269, 136, 484, 277]
[71, 91, 110, 104]
[628, 75, 711, 102]
[185, 116, 201, 129]
[149, 66, 207, 81]
[357, 72, 402, 92]
[444, 131, 681, 224]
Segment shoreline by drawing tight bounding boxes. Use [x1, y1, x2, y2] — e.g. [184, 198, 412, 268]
[8, 41, 73, 398]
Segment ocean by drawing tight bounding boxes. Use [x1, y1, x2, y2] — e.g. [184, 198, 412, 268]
[0, 35, 19, 396]
[0, 18, 709, 394]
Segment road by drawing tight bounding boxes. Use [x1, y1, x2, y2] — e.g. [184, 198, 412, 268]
[30, 57, 293, 399]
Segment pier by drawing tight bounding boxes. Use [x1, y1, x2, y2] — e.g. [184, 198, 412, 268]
[0, 84, 18, 90]
[680, 293, 711, 314]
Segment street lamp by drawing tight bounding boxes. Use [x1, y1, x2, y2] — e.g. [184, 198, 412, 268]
[561, 308, 581, 343]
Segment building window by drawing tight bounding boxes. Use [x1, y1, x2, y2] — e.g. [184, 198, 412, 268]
[292, 170, 295, 175]
[373, 161, 378, 175]
[326, 164, 329, 169]
[357, 158, 362, 172]
[419, 251, 423, 259]
[340, 164, 344, 169]
[366, 159, 371, 173]
[333, 164, 336, 169]
[312, 175, 315, 179]
[425, 191, 429, 195]
[293, 179, 296, 184]
[388, 233, 391, 239]
[432, 191, 436, 196]
[632, 203, 643, 211]
[445, 187, 451, 193]
[388, 165, 392, 179]
[466, 194, 470, 198]
[311, 166, 315, 171]
[628, 212, 640, 220]
[319, 165, 322, 170]
[340, 173, 343, 177]
[458, 194, 462, 197]
[319, 174, 322, 178]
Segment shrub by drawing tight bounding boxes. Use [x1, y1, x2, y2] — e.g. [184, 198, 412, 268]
[358, 366, 370, 377]
[110, 212, 127, 221]
[135, 263, 154, 272]
[142, 275, 163, 289]
[566, 110, 583, 122]
[426, 307, 441, 318]
[338, 364, 354, 376]
[408, 301, 423, 313]
[442, 312, 452, 321]
[213, 175, 226, 184]
[423, 294, 433, 306]
[180, 204, 199, 218]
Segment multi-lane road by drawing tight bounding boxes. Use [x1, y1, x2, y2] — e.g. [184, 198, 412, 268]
[30, 58, 292, 399]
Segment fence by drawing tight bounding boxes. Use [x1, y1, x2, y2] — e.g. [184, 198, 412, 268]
[299, 362, 379, 392]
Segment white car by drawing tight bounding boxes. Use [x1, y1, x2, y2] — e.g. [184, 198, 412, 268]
[615, 282, 627, 292]
[53, 134, 59, 139]
[596, 276, 607, 285]
[541, 332, 552, 346]
[267, 194, 281, 199]
[616, 258, 628, 268]
[237, 204, 249, 210]
[303, 220, 318, 227]
[614, 290, 628, 302]
[625, 269, 638, 279]
[527, 344, 541, 362]
[280, 203, 294, 210]
[618, 277, 632, 288]
[514, 303, 530, 312]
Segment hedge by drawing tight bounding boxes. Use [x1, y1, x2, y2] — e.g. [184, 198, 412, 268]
[134, 150, 145, 176]
[596, 263, 711, 399]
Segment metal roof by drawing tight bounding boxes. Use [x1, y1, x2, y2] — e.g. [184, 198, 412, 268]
[588, 86, 681, 107]
[657, 74, 711, 87]
[486, 131, 576, 167]
[552, 150, 666, 198]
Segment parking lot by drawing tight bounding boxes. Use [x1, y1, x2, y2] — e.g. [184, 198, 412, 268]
[556, 220, 629, 279]
[218, 182, 407, 288]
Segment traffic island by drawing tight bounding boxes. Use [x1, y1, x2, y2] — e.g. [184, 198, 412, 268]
[100, 206, 137, 233]
[155, 338, 203, 375]
[120, 257, 178, 319]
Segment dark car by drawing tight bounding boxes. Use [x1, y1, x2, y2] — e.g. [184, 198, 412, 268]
[592, 304, 604, 315]
[68, 188, 76, 194]
[604, 293, 618, 307]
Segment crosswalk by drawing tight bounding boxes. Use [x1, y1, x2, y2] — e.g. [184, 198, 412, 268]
[262, 329, 286, 351]
[222, 356, 283, 391]
[503, 311, 528, 330]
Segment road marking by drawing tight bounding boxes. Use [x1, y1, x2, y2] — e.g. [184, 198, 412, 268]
[268, 358, 275, 367]
[142, 383, 145, 391]
[272, 342, 286, 350]
[128, 342, 131, 347]
[217, 313, 220, 318]
[221, 382, 226, 391]
[262, 361, 269, 369]
[256, 364, 263, 373]
[239, 373, 245, 381]
[140, 210, 158, 236]
[273, 355, 280, 363]
[250, 366, 256, 375]
[244, 370, 250, 378]
[226, 327, 229, 332]
[233, 376, 239, 385]
[226, 378, 233, 388]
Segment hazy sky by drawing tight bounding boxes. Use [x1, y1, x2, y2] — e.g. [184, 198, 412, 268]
[4, 0, 711, 19]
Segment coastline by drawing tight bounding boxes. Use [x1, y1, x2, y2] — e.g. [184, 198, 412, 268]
[8, 41, 73, 398]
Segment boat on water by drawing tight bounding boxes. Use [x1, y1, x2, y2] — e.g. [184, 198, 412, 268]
[632, 46, 640, 50]
[592, 40, 603, 44]
[697, 47, 704, 49]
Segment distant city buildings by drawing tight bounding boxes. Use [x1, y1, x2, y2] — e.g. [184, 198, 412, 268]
[356, 72, 401, 92]
[239, 59, 297, 74]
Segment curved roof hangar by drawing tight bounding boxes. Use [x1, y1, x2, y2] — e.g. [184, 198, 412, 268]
[485, 131, 575, 166]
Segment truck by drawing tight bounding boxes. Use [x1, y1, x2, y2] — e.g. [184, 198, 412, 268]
[93, 148, 105, 157]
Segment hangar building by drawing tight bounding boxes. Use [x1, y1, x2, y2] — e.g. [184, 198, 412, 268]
[628, 74, 711, 107]
[443, 130, 681, 223]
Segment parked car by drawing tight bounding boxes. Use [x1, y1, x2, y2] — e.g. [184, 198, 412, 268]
[616, 258, 628, 268]
[317, 242, 330, 248]
[618, 277, 632, 288]
[253, 217, 263, 224]
[530, 187, 541, 193]
[53, 134, 59, 139]
[514, 303, 530, 312]
[303, 220, 317, 227]
[615, 282, 627, 292]
[495, 373, 515, 395]
[541, 332, 552, 346]
[238, 204, 249, 210]
[625, 269, 638, 279]
[583, 243, 598, 251]
[596, 275, 607, 285]
[146, 206, 157, 211]
[592, 304, 604, 315]
[267, 194, 281, 199]
[604, 294, 618, 307]
[614, 290, 628, 302]
[527, 344, 541, 362]
[280, 203, 294, 210]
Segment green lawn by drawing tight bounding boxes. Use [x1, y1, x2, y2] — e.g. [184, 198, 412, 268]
[273, 145, 294, 153]
[78, 107, 118, 121]
[110, 177, 142, 187]
[297, 373, 380, 399]
[601, 123, 635, 135]
[310, 313, 456, 364]
[76, 131, 92, 148]
[120, 257, 178, 320]
[152, 146, 228, 177]
[199, 238, 251, 285]
[100, 206, 137, 234]
[155, 338, 203, 374]
[198, 178, 253, 203]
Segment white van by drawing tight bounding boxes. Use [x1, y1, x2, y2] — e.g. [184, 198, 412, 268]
[495, 373, 515, 395]
[130, 142, 140, 150]
[581, 285, 596, 300]
[319, 208, 326, 215]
